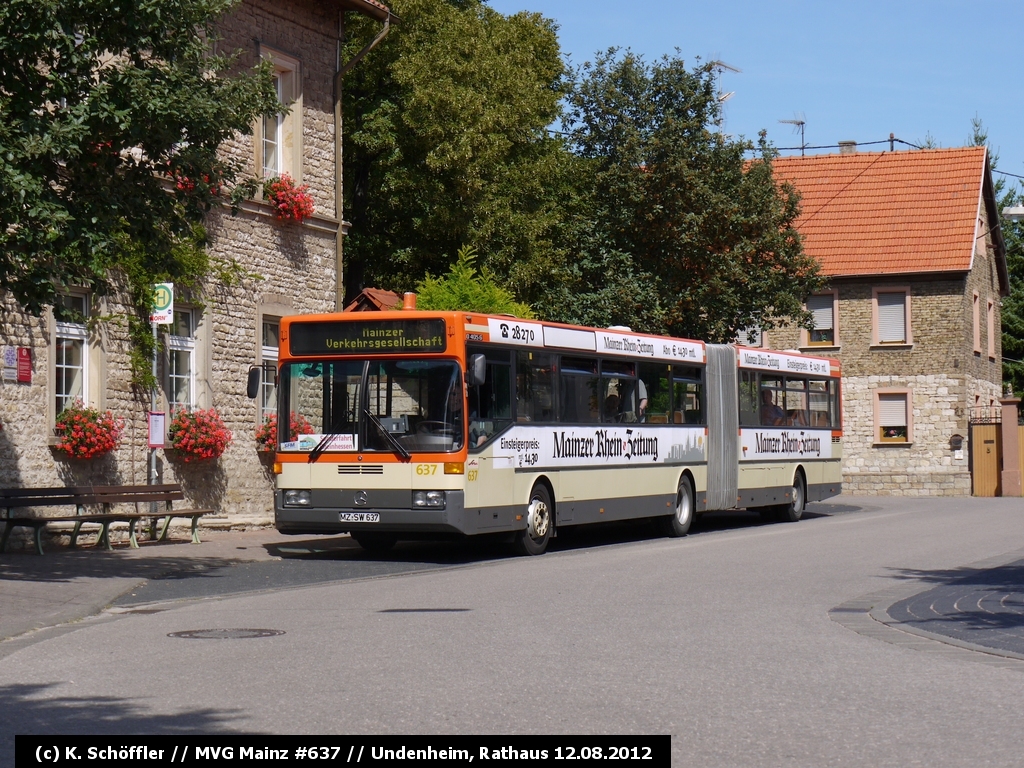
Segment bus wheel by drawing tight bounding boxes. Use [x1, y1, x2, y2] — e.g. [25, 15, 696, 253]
[515, 484, 553, 556]
[659, 476, 694, 537]
[353, 532, 398, 552]
[777, 472, 806, 523]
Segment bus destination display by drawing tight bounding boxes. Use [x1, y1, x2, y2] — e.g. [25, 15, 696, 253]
[290, 320, 447, 355]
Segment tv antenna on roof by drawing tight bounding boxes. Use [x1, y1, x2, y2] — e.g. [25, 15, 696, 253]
[779, 113, 806, 155]
[709, 59, 741, 130]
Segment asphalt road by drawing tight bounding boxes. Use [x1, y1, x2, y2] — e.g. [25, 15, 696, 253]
[4, 497, 1024, 767]
[113, 505, 859, 607]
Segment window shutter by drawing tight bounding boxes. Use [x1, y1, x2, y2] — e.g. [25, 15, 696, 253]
[738, 327, 762, 347]
[877, 292, 906, 343]
[878, 394, 907, 426]
[806, 295, 834, 331]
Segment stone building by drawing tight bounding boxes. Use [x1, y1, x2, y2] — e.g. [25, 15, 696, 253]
[761, 145, 1008, 495]
[0, 0, 392, 525]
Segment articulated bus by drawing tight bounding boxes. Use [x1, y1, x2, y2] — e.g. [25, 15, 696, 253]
[248, 308, 842, 555]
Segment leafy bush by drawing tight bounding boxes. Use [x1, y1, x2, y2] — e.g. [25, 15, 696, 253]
[416, 246, 535, 317]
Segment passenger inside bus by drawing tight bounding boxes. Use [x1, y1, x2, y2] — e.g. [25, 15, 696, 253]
[760, 389, 787, 426]
[604, 393, 620, 421]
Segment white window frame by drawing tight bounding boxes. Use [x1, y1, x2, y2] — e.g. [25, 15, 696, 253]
[261, 317, 280, 418]
[53, 292, 92, 421]
[54, 321, 88, 417]
[257, 48, 302, 183]
[262, 72, 284, 179]
[167, 308, 197, 412]
[872, 287, 912, 346]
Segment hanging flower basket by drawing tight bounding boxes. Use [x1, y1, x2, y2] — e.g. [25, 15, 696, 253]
[255, 411, 314, 452]
[53, 401, 124, 459]
[168, 408, 232, 462]
[263, 174, 315, 223]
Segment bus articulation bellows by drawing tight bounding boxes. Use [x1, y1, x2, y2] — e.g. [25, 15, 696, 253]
[246, 310, 842, 555]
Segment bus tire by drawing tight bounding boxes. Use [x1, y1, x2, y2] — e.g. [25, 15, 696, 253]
[515, 483, 553, 556]
[658, 475, 694, 537]
[777, 471, 806, 523]
[353, 532, 398, 552]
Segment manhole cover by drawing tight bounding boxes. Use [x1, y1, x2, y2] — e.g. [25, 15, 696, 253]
[168, 628, 285, 640]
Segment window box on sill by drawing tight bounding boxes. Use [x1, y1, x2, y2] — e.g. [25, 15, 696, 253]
[800, 345, 840, 354]
[869, 344, 913, 351]
[872, 441, 914, 447]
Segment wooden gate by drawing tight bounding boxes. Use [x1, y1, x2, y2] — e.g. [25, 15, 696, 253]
[969, 420, 1002, 497]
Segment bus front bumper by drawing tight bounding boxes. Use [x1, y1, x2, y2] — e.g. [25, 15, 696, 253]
[275, 490, 473, 536]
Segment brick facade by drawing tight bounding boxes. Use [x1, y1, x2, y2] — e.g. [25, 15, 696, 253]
[0, 0, 386, 525]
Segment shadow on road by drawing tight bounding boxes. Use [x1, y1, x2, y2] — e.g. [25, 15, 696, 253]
[0, 682, 245, 762]
[266, 500, 867, 565]
[0, 549, 250, 584]
[885, 558, 1024, 653]
[885, 559, 1024, 590]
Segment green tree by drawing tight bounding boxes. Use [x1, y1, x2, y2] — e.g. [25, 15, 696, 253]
[1000, 185, 1024, 394]
[341, 0, 568, 303]
[967, 117, 1023, 394]
[0, 0, 278, 319]
[415, 245, 534, 316]
[551, 50, 822, 342]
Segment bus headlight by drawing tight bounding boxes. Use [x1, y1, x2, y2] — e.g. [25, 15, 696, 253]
[283, 490, 312, 507]
[413, 491, 446, 509]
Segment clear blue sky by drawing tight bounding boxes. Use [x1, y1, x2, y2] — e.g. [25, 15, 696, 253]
[487, 0, 1024, 191]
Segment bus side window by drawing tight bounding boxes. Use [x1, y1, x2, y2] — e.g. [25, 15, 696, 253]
[672, 366, 704, 424]
[830, 379, 841, 429]
[759, 376, 785, 426]
[516, 351, 555, 423]
[638, 363, 671, 423]
[468, 349, 512, 447]
[560, 356, 600, 423]
[785, 378, 809, 427]
[601, 360, 637, 423]
[739, 370, 758, 426]
[808, 379, 830, 428]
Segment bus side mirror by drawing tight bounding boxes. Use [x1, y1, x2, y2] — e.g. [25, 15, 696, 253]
[246, 366, 261, 399]
[467, 354, 486, 387]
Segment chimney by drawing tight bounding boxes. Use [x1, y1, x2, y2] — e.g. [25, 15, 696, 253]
[838, 140, 857, 155]
[402, 292, 417, 311]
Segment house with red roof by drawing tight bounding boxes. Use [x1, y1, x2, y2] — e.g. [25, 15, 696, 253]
[765, 144, 1008, 495]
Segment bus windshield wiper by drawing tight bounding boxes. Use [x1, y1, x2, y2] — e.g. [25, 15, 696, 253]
[307, 429, 340, 463]
[364, 408, 412, 461]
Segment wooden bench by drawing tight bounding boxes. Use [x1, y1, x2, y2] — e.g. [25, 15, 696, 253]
[0, 484, 212, 555]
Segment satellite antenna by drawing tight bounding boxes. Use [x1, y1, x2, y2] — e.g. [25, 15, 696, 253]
[709, 60, 741, 130]
[779, 113, 806, 155]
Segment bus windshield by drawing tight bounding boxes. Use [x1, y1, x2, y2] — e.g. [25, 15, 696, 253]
[278, 358, 464, 454]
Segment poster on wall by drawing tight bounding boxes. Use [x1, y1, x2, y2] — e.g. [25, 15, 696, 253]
[1, 347, 15, 382]
[148, 412, 166, 449]
[16, 347, 31, 383]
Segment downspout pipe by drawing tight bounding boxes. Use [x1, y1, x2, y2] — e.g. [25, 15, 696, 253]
[334, 11, 393, 311]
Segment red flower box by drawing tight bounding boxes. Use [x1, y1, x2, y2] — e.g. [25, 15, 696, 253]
[54, 401, 123, 459]
[168, 408, 232, 462]
[263, 174, 315, 223]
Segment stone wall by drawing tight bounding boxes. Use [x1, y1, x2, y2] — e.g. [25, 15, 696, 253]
[0, 0, 343, 526]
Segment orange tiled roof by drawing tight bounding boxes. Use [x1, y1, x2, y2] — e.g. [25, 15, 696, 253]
[344, 288, 401, 312]
[771, 146, 987, 277]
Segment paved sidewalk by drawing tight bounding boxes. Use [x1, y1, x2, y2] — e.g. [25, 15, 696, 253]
[0, 526, 316, 642]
